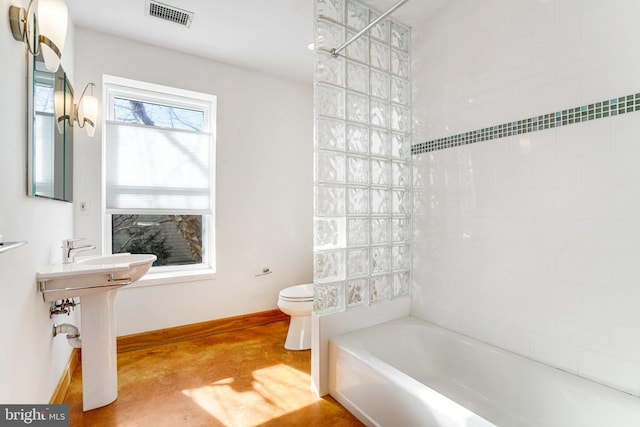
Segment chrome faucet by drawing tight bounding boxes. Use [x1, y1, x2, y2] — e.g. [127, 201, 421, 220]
[61, 238, 96, 263]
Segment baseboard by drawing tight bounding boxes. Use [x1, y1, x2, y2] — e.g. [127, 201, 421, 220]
[116, 309, 288, 353]
[49, 347, 79, 405]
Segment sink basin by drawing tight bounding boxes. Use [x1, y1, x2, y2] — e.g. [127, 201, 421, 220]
[37, 253, 156, 301]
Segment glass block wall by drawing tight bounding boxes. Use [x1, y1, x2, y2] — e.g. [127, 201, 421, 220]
[313, 0, 412, 314]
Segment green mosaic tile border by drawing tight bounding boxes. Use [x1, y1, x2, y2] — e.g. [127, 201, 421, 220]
[412, 93, 640, 155]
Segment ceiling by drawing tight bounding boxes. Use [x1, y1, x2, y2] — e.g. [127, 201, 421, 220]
[64, 0, 449, 83]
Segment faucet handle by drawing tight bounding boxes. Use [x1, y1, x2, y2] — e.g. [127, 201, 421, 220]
[62, 238, 86, 248]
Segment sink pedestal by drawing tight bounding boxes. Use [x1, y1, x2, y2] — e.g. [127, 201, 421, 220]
[36, 253, 157, 411]
[80, 289, 119, 411]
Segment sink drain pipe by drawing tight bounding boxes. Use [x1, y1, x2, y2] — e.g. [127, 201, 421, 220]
[53, 323, 82, 348]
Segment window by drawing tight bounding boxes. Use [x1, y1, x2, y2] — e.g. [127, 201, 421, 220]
[103, 76, 216, 275]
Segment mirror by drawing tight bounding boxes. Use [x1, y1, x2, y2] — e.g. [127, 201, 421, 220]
[27, 52, 74, 202]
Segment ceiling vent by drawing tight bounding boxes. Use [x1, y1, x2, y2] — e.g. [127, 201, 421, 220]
[146, 0, 194, 28]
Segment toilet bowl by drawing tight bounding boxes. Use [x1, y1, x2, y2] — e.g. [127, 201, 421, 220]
[277, 284, 313, 350]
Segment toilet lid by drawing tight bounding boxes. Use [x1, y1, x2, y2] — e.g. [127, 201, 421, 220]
[280, 284, 314, 301]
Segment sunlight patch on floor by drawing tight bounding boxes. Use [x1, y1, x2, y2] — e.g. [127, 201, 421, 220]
[182, 363, 317, 426]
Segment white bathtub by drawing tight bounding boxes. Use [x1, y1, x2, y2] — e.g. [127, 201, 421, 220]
[329, 317, 640, 427]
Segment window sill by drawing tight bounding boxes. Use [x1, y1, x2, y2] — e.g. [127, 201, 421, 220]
[125, 268, 216, 288]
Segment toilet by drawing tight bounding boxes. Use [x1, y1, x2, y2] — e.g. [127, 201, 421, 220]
[277, 284, 314, 350]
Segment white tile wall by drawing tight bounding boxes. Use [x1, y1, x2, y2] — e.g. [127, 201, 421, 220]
[413, 0, 640, 396]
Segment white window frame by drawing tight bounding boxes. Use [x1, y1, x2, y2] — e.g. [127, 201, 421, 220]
[102, 75, 216, 284]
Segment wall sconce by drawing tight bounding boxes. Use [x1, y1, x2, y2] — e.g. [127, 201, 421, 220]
[74, 83, 98, 137]
[54, 82, 99, 137]
[9, 0, 68, 72]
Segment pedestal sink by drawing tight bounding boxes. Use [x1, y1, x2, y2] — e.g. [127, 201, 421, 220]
[37, 253, 156, 411]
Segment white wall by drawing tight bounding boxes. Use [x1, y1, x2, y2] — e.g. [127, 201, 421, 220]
[0, 0, 77, 403]
[73, 28, 313, 336]
[412, 0, 640, 395]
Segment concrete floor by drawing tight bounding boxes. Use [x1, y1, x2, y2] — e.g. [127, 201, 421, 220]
[64, 320, 363, 426]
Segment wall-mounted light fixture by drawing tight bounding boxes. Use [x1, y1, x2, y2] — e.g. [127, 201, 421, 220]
[54, 82, 99, 137]
[74, 83, 98, 137]
[9, 0, 68, 72]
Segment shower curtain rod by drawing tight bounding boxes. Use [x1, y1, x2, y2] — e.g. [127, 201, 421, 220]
[330, 0, 410, 57]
